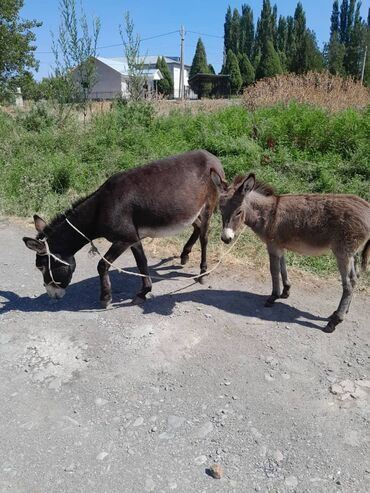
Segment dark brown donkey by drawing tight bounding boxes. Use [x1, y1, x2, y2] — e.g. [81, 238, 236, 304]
[23, 150, 224, 306]
[212, 172, 370, 333]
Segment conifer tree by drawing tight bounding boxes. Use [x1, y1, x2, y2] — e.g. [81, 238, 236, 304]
[224, 49, 242, 94]
[190, 38, 209, 77]
[291, 2, 307, 73]
[256, 39, 283, 79]
[344, 3, 365, 77]
[230, 8, 241, 54]
[238, 52, 255, 87]
[240, 5, 254, 58]
[156, 57, 173, 96]
[189, 38, 212, 97]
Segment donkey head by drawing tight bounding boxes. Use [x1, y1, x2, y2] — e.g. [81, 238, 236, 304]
[212, 172, 255, 244]
[22, 215, 76, 299]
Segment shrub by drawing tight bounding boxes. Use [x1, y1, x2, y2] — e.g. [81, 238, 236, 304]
[243, 72, 370, 111]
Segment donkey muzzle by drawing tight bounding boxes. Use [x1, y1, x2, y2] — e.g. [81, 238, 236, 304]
[221, 227, 235, 244]
[45, 284, 66, 299]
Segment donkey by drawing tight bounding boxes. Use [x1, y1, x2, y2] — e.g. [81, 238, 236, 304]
[212, 171, 370, 333]
[23, 150, 224, 307]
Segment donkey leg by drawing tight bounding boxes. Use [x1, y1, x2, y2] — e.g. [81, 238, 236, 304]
[131, 242, 152, 304]
[280, 255, 291, 299]
[265, 253, 281, 307]
[97, 240, 132, 308]
[180, 218, 201, 265]
[197, 209, 212, 284]
[323, 255, 353, 333]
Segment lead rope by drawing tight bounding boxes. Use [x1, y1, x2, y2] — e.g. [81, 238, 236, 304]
[40, 237, 70, 286]
[65, 218, 246, 283]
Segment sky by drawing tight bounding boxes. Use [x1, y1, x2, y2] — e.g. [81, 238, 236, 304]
[21, 0, 369, 80]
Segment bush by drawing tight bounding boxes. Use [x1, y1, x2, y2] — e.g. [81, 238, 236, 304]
[16, 102, 56, 132]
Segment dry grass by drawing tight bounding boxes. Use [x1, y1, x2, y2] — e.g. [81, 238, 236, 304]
[243, 72, 370, 111]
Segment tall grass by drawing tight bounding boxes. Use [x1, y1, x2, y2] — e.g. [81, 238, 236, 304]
[0, 99, 369, 281]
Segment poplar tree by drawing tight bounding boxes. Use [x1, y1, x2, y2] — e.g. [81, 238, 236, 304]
[230, 8, 241, 54]
[224, 6, 233, 58]
[330, 0, 340, 35]
[240, 5, 254, 58]
[277, 16, 287, 53]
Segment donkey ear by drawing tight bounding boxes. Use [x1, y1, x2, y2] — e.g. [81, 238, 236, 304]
[33, 215, 46, 233]
[211, 170, 228, 191]
[23, 237, 46, 255]
[240, 173, 255, 195]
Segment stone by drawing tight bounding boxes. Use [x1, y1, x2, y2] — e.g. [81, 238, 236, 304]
[285, 476, 298, 488]
[194, 455, 207, 465]
[193, 421, 213, 438]
[272, 450, 284, 463]
[95, 397, 108, 407]
[340, 380, 355, 393]
[356, 379, 370, 389]
[265, 373, 274, 382]
[209, 463, 223, 479]
[144, 477, 155, 492]
[133, 417, 144, 427]
[330, 383, 343, 395]
[168, 415, 185, 429]
[96, 452, 108, 461]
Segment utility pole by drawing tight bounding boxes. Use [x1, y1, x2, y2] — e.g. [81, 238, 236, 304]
[360, 45, 367, 85]
[179, 25, 185, 100]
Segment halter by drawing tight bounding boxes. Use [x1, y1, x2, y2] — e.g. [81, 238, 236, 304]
[39, 237, 70, 287]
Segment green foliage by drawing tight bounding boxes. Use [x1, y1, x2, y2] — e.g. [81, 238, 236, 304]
[189, 38, 212, 97]
[16, 101, 56, 132]
[156, 57, 173, 97]
[238, 52, 255, 87]
[0, 0, 41, 99]
[256, 40, 283, 79]
[224, 50, 242, 94]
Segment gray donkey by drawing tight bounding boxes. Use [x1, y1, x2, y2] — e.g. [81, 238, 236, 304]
[212, 172, 370, 333]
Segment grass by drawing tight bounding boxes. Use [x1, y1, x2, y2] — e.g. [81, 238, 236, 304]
[0, 98, 369, 284]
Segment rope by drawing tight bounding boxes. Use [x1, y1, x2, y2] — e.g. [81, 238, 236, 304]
[40, 238, 69, 286]
[65, 218, 246, 283]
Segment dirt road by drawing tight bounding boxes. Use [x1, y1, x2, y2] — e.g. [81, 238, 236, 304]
[0, 220, 369, 492]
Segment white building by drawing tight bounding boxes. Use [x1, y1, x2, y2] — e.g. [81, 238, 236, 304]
[82, 56, 192, 100]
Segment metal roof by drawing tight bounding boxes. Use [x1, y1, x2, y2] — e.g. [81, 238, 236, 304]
[96, 57, 163, 79]
[97, 55, 190, 71]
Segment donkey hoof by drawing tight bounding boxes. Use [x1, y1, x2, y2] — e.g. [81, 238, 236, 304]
[196, 273, 207, 284]
[281, 287, 290, 299]
[180, 255, 189, 265]
[322, 322, 336, 333]
[265, 296, 277, 307]
[100, 298, 112, 309]
[132, 294, 146, 305]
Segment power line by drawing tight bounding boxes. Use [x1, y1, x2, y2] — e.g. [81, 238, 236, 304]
[35, 30, 180, 54]
[187, 30, 223, 39]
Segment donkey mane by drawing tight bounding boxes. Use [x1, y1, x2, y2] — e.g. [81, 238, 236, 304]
[37, 193, 95, 239]
[232, 174, 276, 197]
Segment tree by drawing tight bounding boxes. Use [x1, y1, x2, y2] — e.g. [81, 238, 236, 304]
[340, 0, 349, 43]
[52, 0, 100, 120]
[208, 64, 215, 74]
[238, 52, 255, 87]
[304, 30, 324, 72]
[277, 16, 288, 53]
[224, 49, 242, 94]
[326, 31, 346, 74]
[224, 6, 232, 59]
[156, 57, 173, 97]
[256, 40, 283, 79]
[343, 3, 365, 77]
[330, 0, 340, 36]
[240, 5, 254, 58]
[290, 2, 307, 73]
[0, 0, 41, 98]
[255, 0, 273, 51]
[190, 38, 209, 77]
[189, 38, 212, 97]
[230, 8, 241, 54]
[120, 11, 146, 101]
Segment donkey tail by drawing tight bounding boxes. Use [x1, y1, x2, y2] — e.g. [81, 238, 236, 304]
[361, 239, 370, 272]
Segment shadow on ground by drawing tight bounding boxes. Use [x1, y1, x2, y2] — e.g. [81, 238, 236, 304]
[0, 259, 328, 331]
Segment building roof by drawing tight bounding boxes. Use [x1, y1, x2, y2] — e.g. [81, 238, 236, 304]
[96, 57, 162, 79]
[97, 55, 190, 72]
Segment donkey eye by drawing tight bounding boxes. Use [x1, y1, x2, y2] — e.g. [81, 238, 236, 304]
[236, 210, 242, 216]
